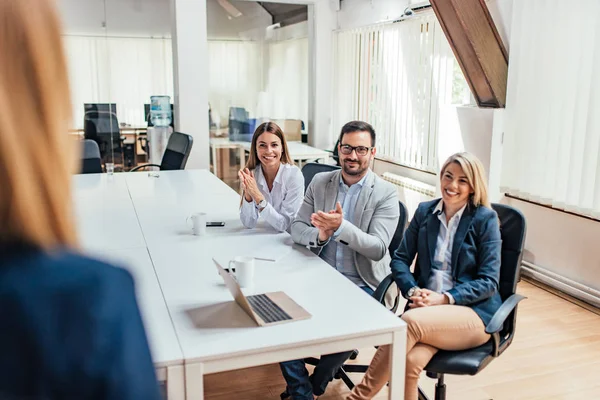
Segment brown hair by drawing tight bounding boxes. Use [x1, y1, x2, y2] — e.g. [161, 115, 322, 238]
[440, 152, 491, 209]
[0, 0, 78, 249]
[244, 122, 292, 170]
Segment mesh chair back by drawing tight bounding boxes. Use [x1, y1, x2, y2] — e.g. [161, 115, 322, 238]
[389, 201, 409, 254]
[491, 203, 526, 336]
[160, 132, 193, 170]
[301, 163, 341, 191]
[80, 139, 102, 174]
[83, 111, 122, 158]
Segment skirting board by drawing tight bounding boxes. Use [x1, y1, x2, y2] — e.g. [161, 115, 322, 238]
[521, 260, 600, 309]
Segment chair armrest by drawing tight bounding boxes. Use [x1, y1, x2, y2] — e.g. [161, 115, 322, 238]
[130, 163, 161, 172]
[485, 293, 527, 334]
[372, 273, 400, 313]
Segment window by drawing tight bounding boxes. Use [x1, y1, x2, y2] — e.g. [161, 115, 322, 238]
[501, 0, 600, 219]
[64, 36, 174, 128]
[333, 13, 467, 173]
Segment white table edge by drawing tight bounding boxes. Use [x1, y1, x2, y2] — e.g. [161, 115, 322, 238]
[184, 324, 406, 373]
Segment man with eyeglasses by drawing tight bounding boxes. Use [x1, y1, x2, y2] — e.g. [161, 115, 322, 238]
[280, 121, 400, 400]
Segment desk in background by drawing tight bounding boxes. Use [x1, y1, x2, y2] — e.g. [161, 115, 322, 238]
[209, 138, 330, 178]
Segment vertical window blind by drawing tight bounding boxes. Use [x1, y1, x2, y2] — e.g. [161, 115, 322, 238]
[333, 13, 458, 173]
[501, 0, 600, 218]
[64, 36, 173, 128]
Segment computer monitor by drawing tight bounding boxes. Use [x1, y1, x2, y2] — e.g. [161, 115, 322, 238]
[84, 103, 117, 115]
[228, 107, 252, 141]
[144, 103, 174, 128]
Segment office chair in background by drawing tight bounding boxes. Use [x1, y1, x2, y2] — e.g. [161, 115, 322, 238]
[300, 162, 341, 191]
[130, 132, 193, 172]
[83, 111, 125, 168]
[80, 140, 103, 174]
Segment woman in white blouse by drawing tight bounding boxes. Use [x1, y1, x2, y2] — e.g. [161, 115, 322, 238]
[239, 122, 304, 232]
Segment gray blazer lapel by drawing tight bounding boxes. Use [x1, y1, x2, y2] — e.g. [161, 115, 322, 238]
[323, 171, 340, 211]
[354, 171, 375, 227]
[450, 206, 475, 276]
[426, 212, 440, 269]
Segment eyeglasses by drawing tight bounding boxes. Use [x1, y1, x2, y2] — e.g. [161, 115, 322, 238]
[339, 144, 373, 156]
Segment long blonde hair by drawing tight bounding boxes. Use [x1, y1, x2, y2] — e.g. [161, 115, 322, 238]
[0, 0, 78, 249]
[440, 152, 491, 209]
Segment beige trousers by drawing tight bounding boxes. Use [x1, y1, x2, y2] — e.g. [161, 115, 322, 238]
[347, 305, 490, 400]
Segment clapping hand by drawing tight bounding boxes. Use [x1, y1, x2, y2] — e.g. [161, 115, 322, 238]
[311, 202, 344, 242]
[238, 168, 263, 204]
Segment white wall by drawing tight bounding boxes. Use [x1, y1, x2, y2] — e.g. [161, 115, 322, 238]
[337, 0, 410, 29]
[58, 0, 271, 39]
[58, 0, 172, 37]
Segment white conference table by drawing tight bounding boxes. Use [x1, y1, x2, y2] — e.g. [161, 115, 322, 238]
[73, 170, 406, 400]
[73, 173, 186, 399]
[210, 138, 330, 177]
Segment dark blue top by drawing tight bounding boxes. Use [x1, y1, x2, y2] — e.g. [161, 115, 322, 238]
[391, 199, 502, 326]
[0, 243, 161, 400]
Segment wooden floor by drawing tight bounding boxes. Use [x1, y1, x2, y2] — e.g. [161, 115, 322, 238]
[204, 281, 600, 400]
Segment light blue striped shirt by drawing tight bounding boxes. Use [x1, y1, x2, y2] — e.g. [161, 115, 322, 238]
[320, 172, 369, 287]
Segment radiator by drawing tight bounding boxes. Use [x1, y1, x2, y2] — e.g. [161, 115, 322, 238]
[521, 261, 600, 308]
[381, 172, 436, 219]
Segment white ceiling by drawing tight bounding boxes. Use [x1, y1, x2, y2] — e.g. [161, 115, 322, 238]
[57, 0, 272, 39]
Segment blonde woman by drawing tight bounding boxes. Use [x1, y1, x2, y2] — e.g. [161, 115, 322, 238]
[0, 1, 160, 399]
[347, 152, 502, 400]
[239, 122, 304, 232]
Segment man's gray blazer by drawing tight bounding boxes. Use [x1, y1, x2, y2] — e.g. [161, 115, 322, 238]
[291, 169, 400, 290]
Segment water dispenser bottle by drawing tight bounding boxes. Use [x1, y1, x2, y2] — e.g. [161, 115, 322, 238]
[148, 95, 172, 177]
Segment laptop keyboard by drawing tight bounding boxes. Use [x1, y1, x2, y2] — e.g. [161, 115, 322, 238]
[247, 293, 292, 324]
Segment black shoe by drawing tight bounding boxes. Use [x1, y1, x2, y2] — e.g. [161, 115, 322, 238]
[280, 389, 290, 400]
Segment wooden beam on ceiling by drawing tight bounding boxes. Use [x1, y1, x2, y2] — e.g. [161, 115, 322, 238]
[431, 0, 508, 108]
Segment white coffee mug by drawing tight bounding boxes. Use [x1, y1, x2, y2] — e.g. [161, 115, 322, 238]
[187, 212, 207, 236]
[229, 256, 255, 288]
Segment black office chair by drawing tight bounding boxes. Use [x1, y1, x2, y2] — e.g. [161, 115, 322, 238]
[80, 139, 103, 174]
[418, 203, 527, 400]
[83, 111, 124, 167]
[323, 139, 340, 166]
[130, 131, 193, 171]
[300, 162, 341, 191]
[302, 201, 409, 391]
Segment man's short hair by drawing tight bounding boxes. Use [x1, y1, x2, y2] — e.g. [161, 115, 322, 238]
[338, 121, 376, 147]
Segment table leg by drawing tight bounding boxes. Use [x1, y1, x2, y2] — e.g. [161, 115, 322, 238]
[388, 329, 406, 399]
[239, 147, 246, 169]
[211, 146, 218, 178]
[166, 365, 185, 400]
[185, 363, 204, 400]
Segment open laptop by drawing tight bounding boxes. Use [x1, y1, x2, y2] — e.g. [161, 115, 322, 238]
[213, 258, 311, 327]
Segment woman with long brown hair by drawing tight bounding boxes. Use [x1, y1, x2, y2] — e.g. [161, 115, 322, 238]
[0, 0, 160, 398]
[239, 121, 304, 232]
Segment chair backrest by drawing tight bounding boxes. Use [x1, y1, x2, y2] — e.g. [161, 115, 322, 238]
[160, 132, 194, 170]
[389, 200, 409, 254]
[301, 162, 341, 191]
[80, 140, 103, 174]
[83, 111, 120, 139]
[332, 139, 340, 166]
[491, 203, 527, 336]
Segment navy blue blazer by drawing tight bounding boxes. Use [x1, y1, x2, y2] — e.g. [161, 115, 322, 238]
[391, 199, 502, 326]
[0, 243, 161, 400]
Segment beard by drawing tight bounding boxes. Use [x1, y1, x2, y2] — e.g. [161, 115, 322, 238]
[342, 159, 369, 176]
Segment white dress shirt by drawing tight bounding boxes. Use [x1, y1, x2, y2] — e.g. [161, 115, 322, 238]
[429, 199, 467, 304]
[239, 163, 304, 232]
[319, 172, 369, 287]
